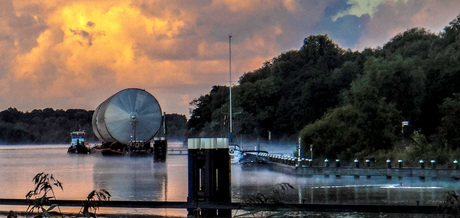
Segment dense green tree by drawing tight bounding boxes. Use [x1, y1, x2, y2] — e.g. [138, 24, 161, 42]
[382, 27, 437, 59]
[354, 55, 425, 126]
[0, 107, 22, 123]
[0, 108, 94, 144]
[188, 86, 229, 137]
[300, 104, 360, 159]
[438, 93, 460, 149]
[421, 15, 460, 135]
[234, 77, 277, 136]
[301, 75, 401, 158]
[165, 113, 188, 141]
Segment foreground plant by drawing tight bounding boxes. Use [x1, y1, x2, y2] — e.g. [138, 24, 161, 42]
[25, 172, 64, 218]
[78, 189, 111, 218]
[439, 190, 460, 217]
[240, 183, 294, 206]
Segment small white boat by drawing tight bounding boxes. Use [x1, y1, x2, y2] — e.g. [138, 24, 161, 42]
[229, 144, 243, 164]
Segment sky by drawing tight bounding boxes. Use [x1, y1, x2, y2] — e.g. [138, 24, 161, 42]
[1, 0, 459, 117]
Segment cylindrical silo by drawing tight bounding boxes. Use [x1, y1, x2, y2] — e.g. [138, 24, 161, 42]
[92, 88, 162, 145]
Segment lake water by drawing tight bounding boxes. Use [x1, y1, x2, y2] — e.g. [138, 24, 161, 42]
[0, 143, 458, 217]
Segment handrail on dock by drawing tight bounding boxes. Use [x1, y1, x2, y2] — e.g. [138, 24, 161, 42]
[244, 152, 460, 179]
[0, 199, 442, 214]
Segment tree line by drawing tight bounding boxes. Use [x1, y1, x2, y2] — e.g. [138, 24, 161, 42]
[188, 15, 460, 164]
[0, 107, 187, 144]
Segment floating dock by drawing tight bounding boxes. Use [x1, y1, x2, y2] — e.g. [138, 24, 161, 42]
[246, 153, 460, 180]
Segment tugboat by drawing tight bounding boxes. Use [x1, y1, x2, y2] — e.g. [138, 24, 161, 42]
[68, 131, 91, 154]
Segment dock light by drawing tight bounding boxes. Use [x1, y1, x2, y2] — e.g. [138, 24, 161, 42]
[366, 159, 370, 167]
[354, 159, 359, 168]
[454, 160, 459, 169]
[324, 158, 329, 167]
[386, 159, 391, 168]
[419, 159, 425, 169]
[336, 159, 341, 168]
[398, 159, 403, 168]
[431, 160, 436, 169]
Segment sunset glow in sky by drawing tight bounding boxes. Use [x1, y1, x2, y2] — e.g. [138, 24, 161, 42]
[1, 0, 460, 116]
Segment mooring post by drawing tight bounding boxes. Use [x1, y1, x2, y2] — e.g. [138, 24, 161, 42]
[187, 138, 231, 217]
[153, 137, 167, 162]
[153, 113, 168, 162]
[431, 160, 436, 169]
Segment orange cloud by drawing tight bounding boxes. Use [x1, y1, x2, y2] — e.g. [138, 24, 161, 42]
[11, 1, 197, 96]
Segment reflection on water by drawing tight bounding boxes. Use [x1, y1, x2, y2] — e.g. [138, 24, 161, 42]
[0, 144, 459, 217]
[232, 164, 459, 207]
[93, 157, 164, 201]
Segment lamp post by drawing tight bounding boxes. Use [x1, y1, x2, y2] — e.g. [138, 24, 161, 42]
[297, 137, 301, 163]
[229, 35, 233, 143]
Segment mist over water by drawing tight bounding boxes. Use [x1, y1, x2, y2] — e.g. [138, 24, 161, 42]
[0, 144, 459, 217]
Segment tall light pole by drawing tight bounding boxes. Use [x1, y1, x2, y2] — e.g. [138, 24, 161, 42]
[229, 35, 233, 143]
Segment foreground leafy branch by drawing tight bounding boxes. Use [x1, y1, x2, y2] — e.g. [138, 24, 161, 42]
[78, 189, 111, 218]
[439, 190, 460, 217]
[25, 172, 64, 218]
[25, 172, 112, 218]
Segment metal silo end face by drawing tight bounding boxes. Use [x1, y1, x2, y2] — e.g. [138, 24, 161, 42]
[93, 88, 162, 145]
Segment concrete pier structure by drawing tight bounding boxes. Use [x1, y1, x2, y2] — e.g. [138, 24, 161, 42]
[187, 138, 231, 217]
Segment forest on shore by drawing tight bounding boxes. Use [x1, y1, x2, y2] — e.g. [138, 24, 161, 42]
[187, 15, 460, 164]
[2, 15, 460, 164]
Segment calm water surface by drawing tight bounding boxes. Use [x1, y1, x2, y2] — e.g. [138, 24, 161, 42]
[0, 144, 459, 217]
